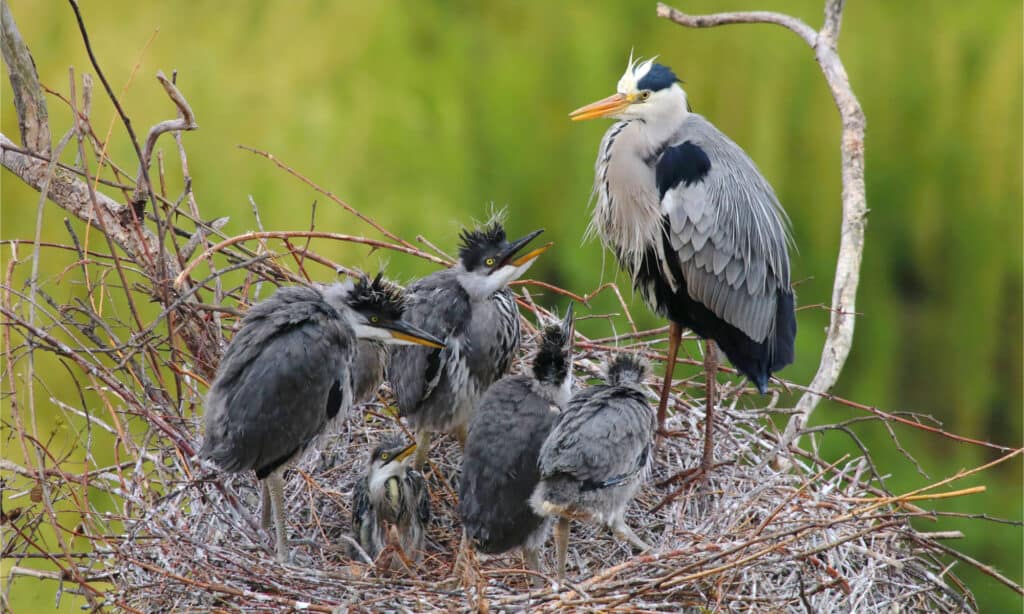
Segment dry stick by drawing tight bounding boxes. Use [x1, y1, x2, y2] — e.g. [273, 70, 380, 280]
[801, 383, 1013, 452]
[67, 0, 156, 218]
[657, 1, 867, 454]
[67, 2, 159, 275]
[123, 556, 337, 612]
[238, 144, 421, 252]
[174, 230, 448, 287]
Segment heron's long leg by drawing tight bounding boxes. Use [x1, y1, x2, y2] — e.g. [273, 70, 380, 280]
[656, 322, 682, 430]
[259, 480, 272, 531]
[453, 422, 468, 448]
[611, 518, 651, 552]
[265, 471, 288, 563]
[523, 545, 544, 588]
[702, 339, 718, 474]
[413, 430, 431, 470]
[553, 516, 570, 583]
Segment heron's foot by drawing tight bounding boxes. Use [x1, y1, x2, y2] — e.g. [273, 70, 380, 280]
[656, 465, 707, 489]
[611, 520, 651, 553]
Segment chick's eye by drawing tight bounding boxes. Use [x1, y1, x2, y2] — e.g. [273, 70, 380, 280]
[370, 315, 380, 323]
[640, 90, 652, 101]
[485, 257, 496, 267]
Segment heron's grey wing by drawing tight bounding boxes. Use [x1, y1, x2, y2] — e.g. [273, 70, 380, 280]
[659, 114, 793, 344]
[350, 340, 387, 406]
[351, 475, 380, 559]
[410, 469, 430, 528]
[539, 385, 654, 486]
[202, 286, 354, 476]
[387, 270, 471, 414]
[459, 376, 556, 553]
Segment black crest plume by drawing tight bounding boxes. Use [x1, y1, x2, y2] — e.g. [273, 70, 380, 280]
[458, 221, 507, 269]
[604, 353, 649, 387]
[533, 322, 571, 385]
[347, 273, 407, 321]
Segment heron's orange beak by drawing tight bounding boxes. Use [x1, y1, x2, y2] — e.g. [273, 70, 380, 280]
[570, 93, 630, 121]
[511, 242, 553, 267]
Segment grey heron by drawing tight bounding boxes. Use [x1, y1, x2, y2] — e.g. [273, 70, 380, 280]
[388, 220, 551, 469]
[570, 55, 796, 476]
[201, 275, 445, 563]
[531, 353, 656, 582]
[459, 304, 575, 578]
[350, 435, 429, 565]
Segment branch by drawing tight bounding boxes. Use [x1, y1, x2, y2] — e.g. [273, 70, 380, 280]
[657, 1, 867, 451]
[1, 133, 164, 265]
[1, 0, 51, 154]
[133, 71, 198, 205]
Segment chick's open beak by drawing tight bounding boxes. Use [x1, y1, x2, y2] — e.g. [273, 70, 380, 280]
[496, 228, 551, 268]
[570, 93, 630, 121]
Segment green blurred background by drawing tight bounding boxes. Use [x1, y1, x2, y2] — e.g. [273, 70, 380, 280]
[2, 1, 1020, 611]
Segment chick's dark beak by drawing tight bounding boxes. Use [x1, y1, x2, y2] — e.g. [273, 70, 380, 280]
[495, 228, 550, 268]
[381, 321, 445, 349]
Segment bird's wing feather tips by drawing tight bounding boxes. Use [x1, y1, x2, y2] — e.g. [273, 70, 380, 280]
[460, 377, 557, 553]
[539, 385, 652, 486]
[388, 270, 471, 414]
[202, 286, 354, 475]
[658, 115, 794, 344]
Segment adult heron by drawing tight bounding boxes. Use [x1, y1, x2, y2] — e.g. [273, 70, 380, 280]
[388, 220, 551, 469]
[459, 305, 575, 578]
[350, 435, 429, 565]
[201, 275, 444, 563]
[571, 55, 796, 476]
[530, 353, 655, 582]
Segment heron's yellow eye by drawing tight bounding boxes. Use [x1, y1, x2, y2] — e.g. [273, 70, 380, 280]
[380, 452, 390, 461]
[370, 315, 380, 323]
[640, 90, 652, 101]
[485, 257, 496, 267]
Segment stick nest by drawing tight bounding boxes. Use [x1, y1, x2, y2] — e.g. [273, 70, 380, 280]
[98, 341, 974, 613]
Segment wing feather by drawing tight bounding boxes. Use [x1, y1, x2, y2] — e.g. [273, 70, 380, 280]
[658, 114, 793, 343]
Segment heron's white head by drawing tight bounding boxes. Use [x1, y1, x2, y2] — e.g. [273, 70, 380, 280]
[570, 54, 688, 126]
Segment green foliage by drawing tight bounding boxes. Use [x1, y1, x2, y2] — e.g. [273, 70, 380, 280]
[2, 1, 1020, 611]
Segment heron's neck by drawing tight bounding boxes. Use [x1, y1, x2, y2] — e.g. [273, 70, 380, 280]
[456, 266, 515, 301]
[587, 120, 664, 277]
[532, 369, 572, 407]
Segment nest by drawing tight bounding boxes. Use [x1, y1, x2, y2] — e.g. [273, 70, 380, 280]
[90, 339, 974, 613]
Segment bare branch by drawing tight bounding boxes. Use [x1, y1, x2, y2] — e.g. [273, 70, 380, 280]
[132, 71, 198, 205]
[0, 0, 51, 153]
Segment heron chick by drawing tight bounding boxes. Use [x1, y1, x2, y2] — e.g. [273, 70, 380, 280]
[201, 275, 444, 563]
[531, 353, 656, 582]
[388, 220, 551, 468]
[572, 55, 796, 476]
[459, 304, 575, 577]
[351, 435, 429, 565]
